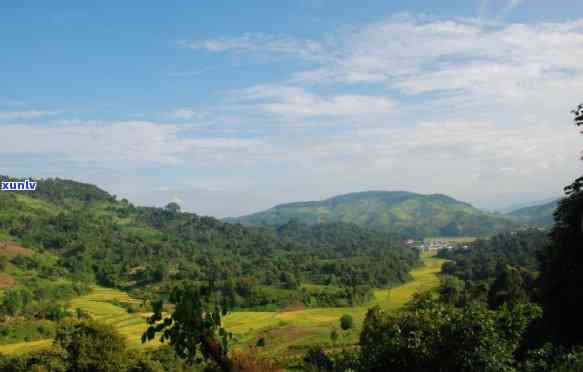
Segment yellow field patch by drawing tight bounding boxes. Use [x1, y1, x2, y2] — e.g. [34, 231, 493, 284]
[0, 254, 445, 358]
[0, 287, 155, 355]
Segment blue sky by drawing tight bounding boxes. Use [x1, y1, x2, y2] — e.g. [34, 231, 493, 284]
[2, 0, 583, 217]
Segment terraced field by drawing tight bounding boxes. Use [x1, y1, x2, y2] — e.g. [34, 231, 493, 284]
[0, 253, 445, 357]
[225, 252, 445, 356]
[68, 287, 157, 349]
[0, 287, 156, 355]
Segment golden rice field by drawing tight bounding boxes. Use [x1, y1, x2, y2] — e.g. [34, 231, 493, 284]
[0, 252, 445, 357]
[224, 252, 445, 356]
[0, 287, 158, 355]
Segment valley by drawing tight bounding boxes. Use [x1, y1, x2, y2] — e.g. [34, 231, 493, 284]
[0, 252, 444, 359]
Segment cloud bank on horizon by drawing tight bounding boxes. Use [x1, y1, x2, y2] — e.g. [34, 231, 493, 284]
[1, 0, 583, 217]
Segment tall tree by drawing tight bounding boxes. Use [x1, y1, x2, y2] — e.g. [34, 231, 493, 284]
[538, 103, 583, 347]
[142, 282, 233, 371]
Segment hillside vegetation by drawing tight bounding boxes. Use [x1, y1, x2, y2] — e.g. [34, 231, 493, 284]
[506, 199, 559, 227]
[227, 190, 523, 238]
[0, 176, 422, 355]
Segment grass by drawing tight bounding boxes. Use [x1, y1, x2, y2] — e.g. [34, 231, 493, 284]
[0, 287, 155, 355]
[0, 253, 445, 358]
[13, 194, 59, 216]
[68, 287, 156, 350]
[224, 252, 445, 356]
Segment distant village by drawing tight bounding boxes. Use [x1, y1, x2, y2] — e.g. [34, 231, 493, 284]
[406, 238, 471, 251]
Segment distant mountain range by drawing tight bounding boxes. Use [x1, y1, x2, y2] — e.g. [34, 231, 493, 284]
[495, 196, 560, 214]
[225, 191, 530, 238]
[506, 199, 559, 227]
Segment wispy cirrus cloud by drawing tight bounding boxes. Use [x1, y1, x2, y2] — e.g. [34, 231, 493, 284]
[178, 33, 328, 62]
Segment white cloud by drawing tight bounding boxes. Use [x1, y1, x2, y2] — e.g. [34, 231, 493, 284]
[179, 33, 328, 62]
[172, 15, 583, 215]
[0, 110, 62, 120]
[7, 14, 583, 217]
[237, 85, 395, 118]
[0, 121, 264, 167]
[168, 108, 206, 120]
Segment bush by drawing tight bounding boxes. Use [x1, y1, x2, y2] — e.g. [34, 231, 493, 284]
[340, 314, 353, 331]
[303, 345, 333, 372]
[54, 319, 129, 372]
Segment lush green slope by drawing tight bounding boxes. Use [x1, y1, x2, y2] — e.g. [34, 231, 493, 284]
[226, 191, 522, 238]
[506, 199, 559, 227]
[0, 176, 419, 312]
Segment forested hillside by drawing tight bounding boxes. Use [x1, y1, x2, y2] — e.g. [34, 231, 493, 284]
[226, 191, 523, 238]
[0, 176, 419, 315]
[506, 199, 559, 227]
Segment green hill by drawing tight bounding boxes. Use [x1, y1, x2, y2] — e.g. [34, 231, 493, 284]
[226, 191, 522, 238]
[0, 176, 419, 317]
[506, 199, 559, 227]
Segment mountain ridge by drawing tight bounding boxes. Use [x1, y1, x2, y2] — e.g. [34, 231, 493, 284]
[225, 190, 522, 238]
[506, 198, 559, 227]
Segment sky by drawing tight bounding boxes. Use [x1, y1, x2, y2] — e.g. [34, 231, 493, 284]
[2, 0, 583, 217]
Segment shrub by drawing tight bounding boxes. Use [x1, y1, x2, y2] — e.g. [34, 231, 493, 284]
[340, 314, 353, 331]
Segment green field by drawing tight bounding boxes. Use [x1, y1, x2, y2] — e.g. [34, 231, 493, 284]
[0, 253, 445, 357]
[224, 252, 444, 356]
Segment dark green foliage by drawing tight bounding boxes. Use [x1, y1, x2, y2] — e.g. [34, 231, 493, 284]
[54, 320, 129, 372]
[256, 337, 266, 347]
[0, 348, 67, 372]
[436, 230, 544, 312]
[339, 314, 353, 331]
[488, 265, 536, 309]
[0, 178, 420, 311]
[143, 346, 195, 372]
[125, 351, 165, 372]
[438, 230, 547, 282]
[303, 345, 334, 372]
[0, 281, 88, 320]
[142, 283, 233, 370]
[164, 202, 181, 214]
[358, 302, 541, 372]
[538, 104, 583, 348]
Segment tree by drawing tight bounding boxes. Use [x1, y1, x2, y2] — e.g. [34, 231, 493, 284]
[0, 349, 67, 372]
[488, 265, 534, 309]
[142, 282, 233, 371]
[303, 345, 333, 372]
[340, 314, 353, 331]
[164, 202, 181, 214]
[54, 320, 129, 372]
[359, 302, 541, 372]
[538, 103, 583, 347]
